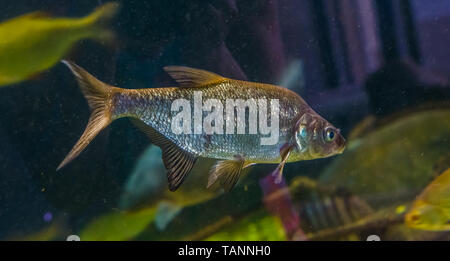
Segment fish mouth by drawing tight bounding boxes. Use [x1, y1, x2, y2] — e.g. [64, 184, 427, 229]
[338, 136, 346, 154]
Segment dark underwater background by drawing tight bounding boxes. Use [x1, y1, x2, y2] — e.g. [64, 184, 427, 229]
[0, 0, 449, 240]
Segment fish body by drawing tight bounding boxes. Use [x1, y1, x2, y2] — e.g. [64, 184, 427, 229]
[58, 61, 345, 191]
[405, 168, 450, 231]
[114, 81, 309, 163]
[0, 2, 118, 87]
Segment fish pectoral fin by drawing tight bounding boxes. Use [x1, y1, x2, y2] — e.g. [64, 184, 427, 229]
[130, 118, 197, 191]
[271, 143, 294, 184]
[207, 156, 246, 192]
[163, 66, 226, 88]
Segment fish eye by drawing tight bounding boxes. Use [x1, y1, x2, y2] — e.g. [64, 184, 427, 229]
[410, 214, 422, 224]
[324, 127, 336, 142]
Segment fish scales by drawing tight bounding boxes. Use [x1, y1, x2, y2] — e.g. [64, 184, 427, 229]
[113, 80, 309, 163]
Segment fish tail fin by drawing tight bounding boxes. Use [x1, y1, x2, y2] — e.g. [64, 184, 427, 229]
[84, 2, 120, 42]
[57, 60, 119, 170]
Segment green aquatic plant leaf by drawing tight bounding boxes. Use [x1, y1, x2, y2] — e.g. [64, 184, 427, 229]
[205, 210, 286, 241]
[319, 110, 450, 203]
[80, 207, 157, 241]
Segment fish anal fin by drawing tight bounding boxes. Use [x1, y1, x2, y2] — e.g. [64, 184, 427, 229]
[130, 118, 197, 191]
[164, 143, 197, 191]
[207, 156, 247, 192]
[130, 118, 157, 140]
[163, 66, 226, 88]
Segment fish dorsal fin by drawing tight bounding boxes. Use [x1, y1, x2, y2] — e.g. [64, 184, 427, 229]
[131, 119, 197, 191]
[163, 66, 226, 88]
[4, 11, 51, 24]
[207, 156, 246, 192]
[21, 11, 51, 20]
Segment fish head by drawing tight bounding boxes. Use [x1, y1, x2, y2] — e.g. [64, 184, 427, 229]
[405, 202, 450, 231]
[295, 112, 346, 159]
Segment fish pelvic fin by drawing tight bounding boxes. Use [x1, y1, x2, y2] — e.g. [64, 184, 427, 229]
[57, 60, 119, 170]
[163, 66, 227, 88]
[207, 156, 249, 192]
[84, 2, 120, 43]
